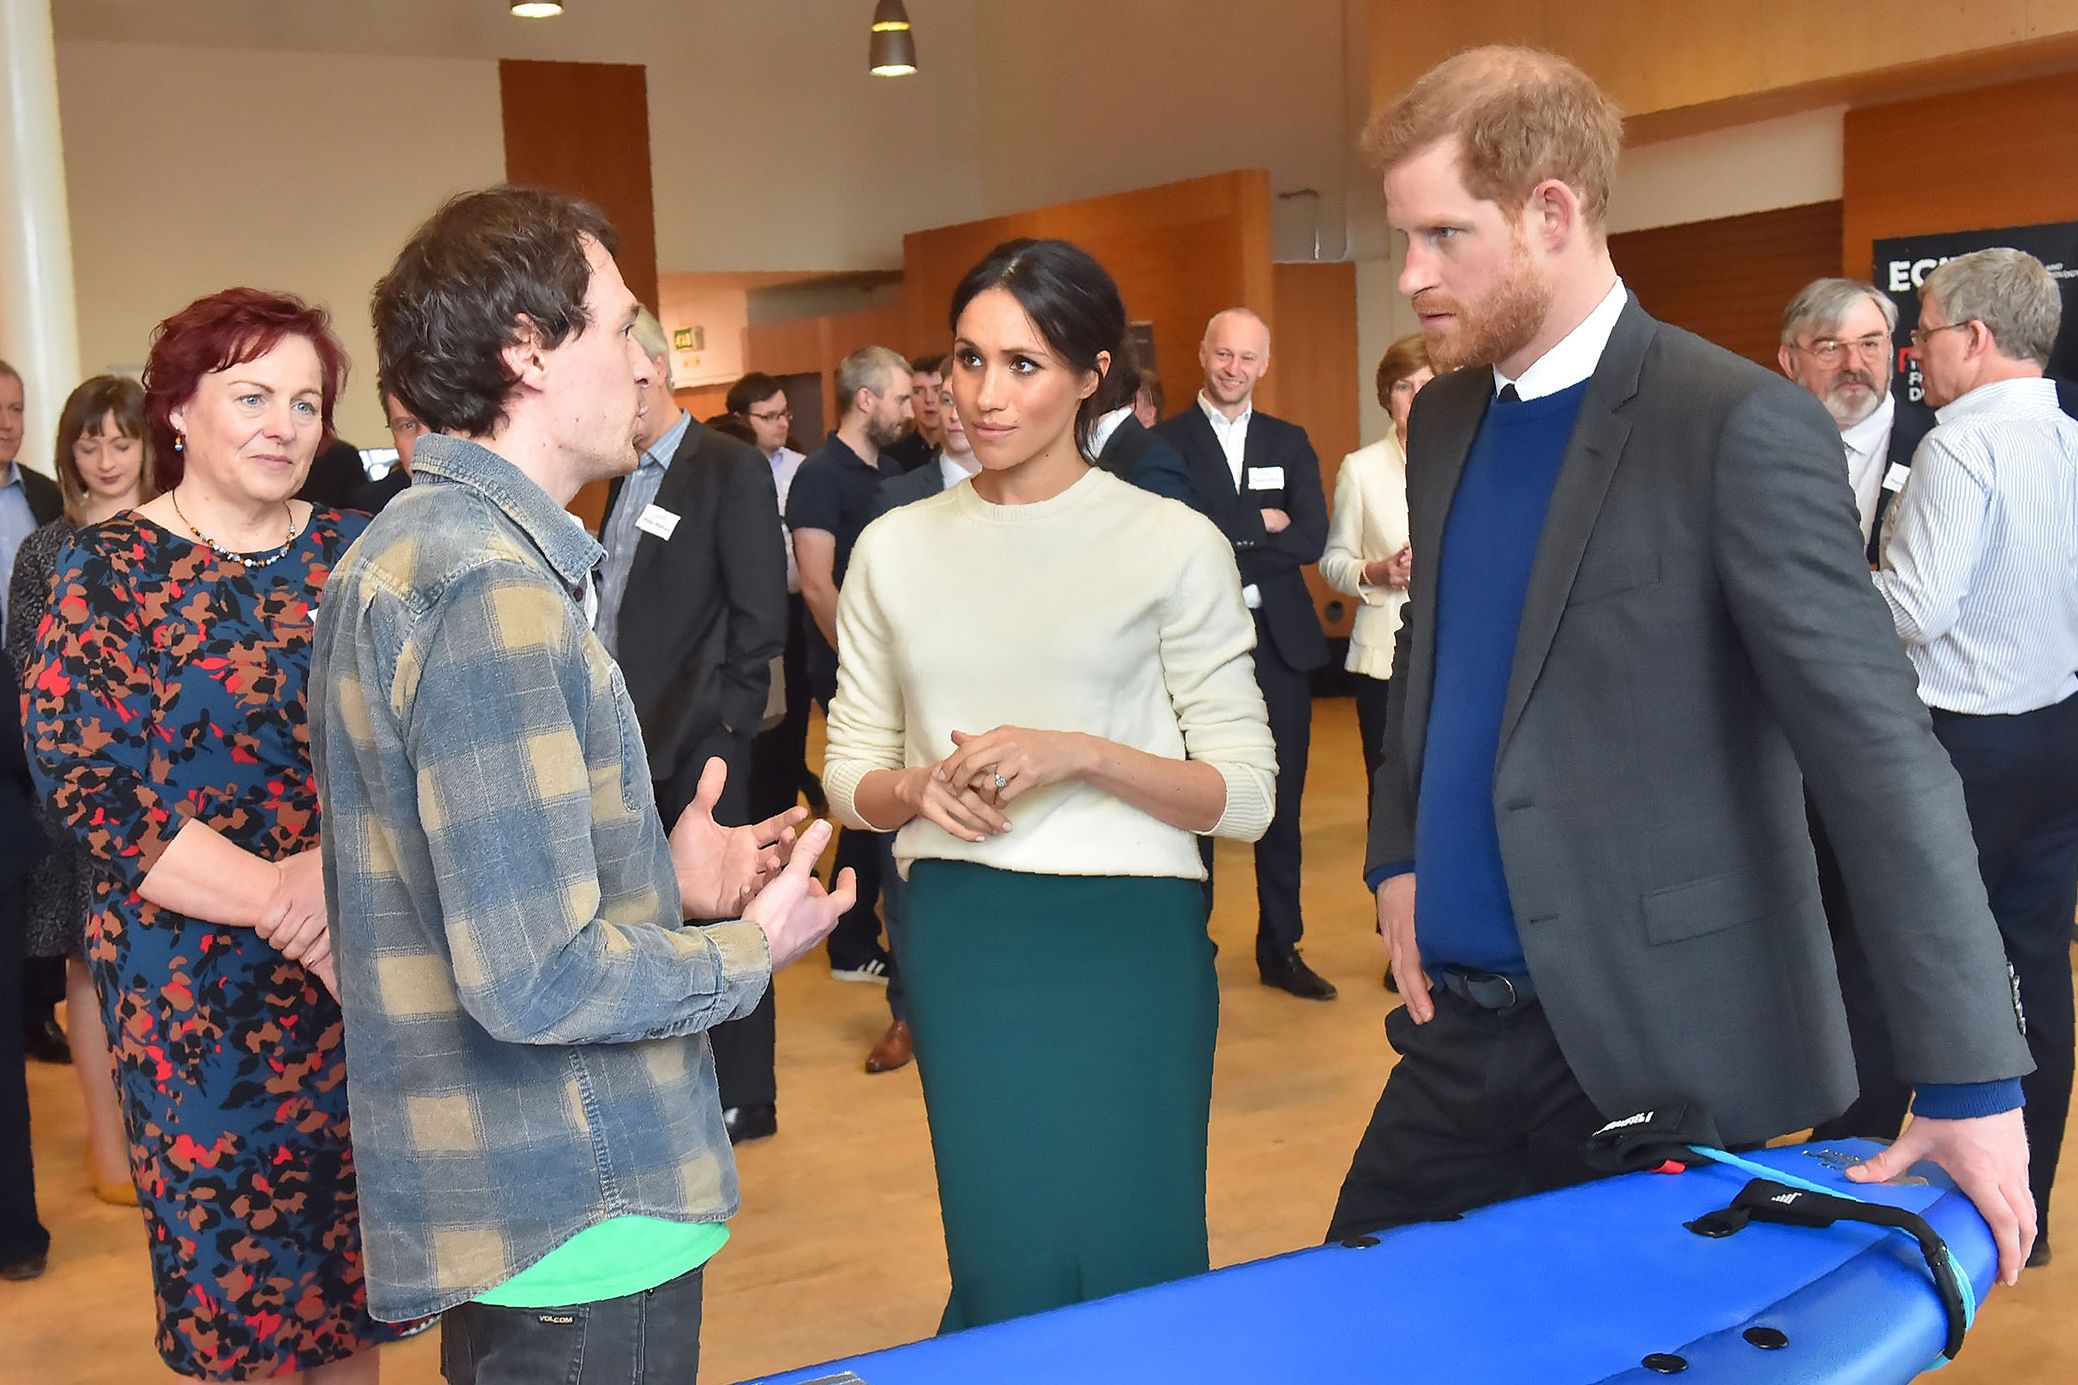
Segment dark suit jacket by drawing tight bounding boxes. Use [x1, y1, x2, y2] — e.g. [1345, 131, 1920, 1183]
[1155, 404, 1330, 672]
[866, 454, 957, 523]
[603, 418, 788, 784]
[0, 657, 47, 891]
[1097, 416, 1193, 504]
[20, 467, 59, 528]
[1368, 297, 2029, 1145]
[1868, 399, 1936, 564]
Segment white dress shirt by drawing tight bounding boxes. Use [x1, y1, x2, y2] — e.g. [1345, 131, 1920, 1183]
[1493, 278, 1629, 400]
[1089, 406, 1134, 459]
[1197, 391, 1252, 490]
[1874, 376, 2078, 715]
[769, 444, 806, 593]
[1839, 393, 1897, 547]
[938, 450, 980, 490]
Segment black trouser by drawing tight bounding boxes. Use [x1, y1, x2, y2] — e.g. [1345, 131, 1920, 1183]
[1807, 796, 1912, 1144]
[1328, 989, 1607, 1241]
[1249, 628, 1313, 957]
[1354, 674, 1390, 829]
[748, 594, 816, 823]
[0, 883, 48, 1263]
[660, 730, 776, 1112]
[441, 1265, 704, 1384]
[1930, 693, 2078, 1233]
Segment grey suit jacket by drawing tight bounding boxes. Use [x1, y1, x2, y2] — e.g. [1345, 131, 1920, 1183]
[1368, 297, 2029, 1144]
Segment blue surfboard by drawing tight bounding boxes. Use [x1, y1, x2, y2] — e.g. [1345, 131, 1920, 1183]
[741, 1140, 1997, 1385]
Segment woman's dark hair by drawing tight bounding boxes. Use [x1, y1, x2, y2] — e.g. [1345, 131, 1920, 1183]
[54, 375, 158, 523]
[725, 372, 785, 417]
[948, 238, 1139, 462]
[372, 184, 618, 439]
[143, 288, 350, 491]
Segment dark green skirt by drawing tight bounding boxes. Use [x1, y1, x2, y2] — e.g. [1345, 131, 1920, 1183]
[903, 859, 1217, 1332]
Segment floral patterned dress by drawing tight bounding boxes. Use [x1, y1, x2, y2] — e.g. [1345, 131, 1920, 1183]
[23, 509, 416, 1378]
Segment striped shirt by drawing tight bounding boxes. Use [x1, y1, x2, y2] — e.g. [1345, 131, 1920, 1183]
[1875, 377, 2078, 715]
[309, 434, 771, 1321]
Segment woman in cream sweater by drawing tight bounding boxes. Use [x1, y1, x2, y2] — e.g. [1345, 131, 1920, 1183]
[822, 238, 1275, 1331]
[1320, 334, 1434, 805]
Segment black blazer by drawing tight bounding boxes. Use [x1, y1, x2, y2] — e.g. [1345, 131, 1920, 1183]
[603, 419, 788, 782]
[1096, 416, 1193, 504]
[1155, 404, 1329, 671]
[1369, 296, 2028, 1144]
[0, 657, 48, 890]
[1867, 399, 1935, 564]
[21, 467, 59, 528]
[866, 455, 956, 523]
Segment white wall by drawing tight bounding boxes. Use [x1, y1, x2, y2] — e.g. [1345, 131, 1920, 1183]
[57, 41, 506, 442]
[971, 0, 1355, 263]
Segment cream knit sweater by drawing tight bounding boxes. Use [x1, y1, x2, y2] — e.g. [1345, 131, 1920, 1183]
[823, 466, 1276, 880]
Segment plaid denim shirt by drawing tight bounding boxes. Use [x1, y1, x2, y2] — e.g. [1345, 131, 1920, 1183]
[309, 435, 770, 1322]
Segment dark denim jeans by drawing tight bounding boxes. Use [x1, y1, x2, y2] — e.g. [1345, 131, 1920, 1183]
[440, 1267, 704, 1384]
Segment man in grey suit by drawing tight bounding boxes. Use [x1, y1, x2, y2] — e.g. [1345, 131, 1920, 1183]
[1331, 45, 2036, 1286]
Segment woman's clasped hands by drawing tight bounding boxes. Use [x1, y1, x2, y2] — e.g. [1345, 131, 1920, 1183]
[900, 726, 1091, 843]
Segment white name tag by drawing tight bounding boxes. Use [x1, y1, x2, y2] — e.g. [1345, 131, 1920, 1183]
[635, 504, 681, 540]
[1247, 466, 1285, 491]
[1882, 464, 1911, 493]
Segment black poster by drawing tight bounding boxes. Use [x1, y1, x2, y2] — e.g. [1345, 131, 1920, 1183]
[1873, 220, 2078, 407]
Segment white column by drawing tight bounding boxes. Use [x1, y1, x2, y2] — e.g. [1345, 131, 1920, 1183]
[0, 0, 81, 477]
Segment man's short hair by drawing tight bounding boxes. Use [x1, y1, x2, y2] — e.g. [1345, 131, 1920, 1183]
[1363, 45, 1624, 231]
[835, 346, 910, 417]
[373, 184, 618, 437]
[0, 358, 19, 386]
[726, 372, 785, 416]
[632, 307, 670, 362]
[910, 352, 946, 378]
[1781, 278, 1897, 347]
[1921, 248, 2063, 368]
[1203, 307, 1270, 349]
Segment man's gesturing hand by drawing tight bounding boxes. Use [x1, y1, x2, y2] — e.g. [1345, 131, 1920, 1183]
[670, 757, 809, 919]
[743, 819, 855, 969]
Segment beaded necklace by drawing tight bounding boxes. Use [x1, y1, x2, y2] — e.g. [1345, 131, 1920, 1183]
[169, 491, 302, 568]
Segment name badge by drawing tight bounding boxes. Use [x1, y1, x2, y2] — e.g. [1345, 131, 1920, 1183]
[635, 504, 681, 540]
[1247, 466, 1285, 491]
[1882, 464, 1911, 494]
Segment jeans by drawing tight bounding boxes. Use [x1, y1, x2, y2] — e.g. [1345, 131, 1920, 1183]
[441, 1266, 705, 1384]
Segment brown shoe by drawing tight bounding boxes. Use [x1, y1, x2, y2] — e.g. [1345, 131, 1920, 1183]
[865, 1019, 913, 1074]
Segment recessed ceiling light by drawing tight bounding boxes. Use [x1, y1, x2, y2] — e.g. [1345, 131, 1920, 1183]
[511, 1, 564, 17]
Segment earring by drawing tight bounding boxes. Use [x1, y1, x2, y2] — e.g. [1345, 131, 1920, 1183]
[174, 432, 185, 453]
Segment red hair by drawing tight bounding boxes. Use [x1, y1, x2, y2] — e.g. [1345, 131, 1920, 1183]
[143, 288, 351, 490]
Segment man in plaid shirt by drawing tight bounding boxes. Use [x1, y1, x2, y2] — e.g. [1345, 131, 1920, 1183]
[311, 185, 854, 1382]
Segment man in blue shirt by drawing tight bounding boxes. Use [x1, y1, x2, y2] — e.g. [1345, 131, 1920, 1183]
[1331, 47, 2037, 1288]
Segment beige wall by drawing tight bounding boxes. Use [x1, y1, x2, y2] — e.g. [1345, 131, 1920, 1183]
[56, 40, 505, 443]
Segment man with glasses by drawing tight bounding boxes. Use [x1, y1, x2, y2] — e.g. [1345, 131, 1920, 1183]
[1778, 278, 1927, 563]
[1777, 279, 1933, 1149]
[1876, 248, 2078, 1266]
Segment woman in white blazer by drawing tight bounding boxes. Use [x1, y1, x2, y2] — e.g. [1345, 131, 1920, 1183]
[1320, 334, 1433, 810]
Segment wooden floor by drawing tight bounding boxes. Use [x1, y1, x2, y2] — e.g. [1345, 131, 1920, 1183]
[9, 699, 2075, 1383]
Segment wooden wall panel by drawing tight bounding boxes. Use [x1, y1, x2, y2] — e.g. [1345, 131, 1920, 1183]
[1610, 201, 1843, 367]
[500, 58, 659, 532]
[1272, 262, 1361, 640]
[1842, 71, 2078, 280]
[500, 60, 658, 312]
[744, 305, 912, 440]
[899, 171, 1281, 419]
[1368, 0, 2078, 141]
